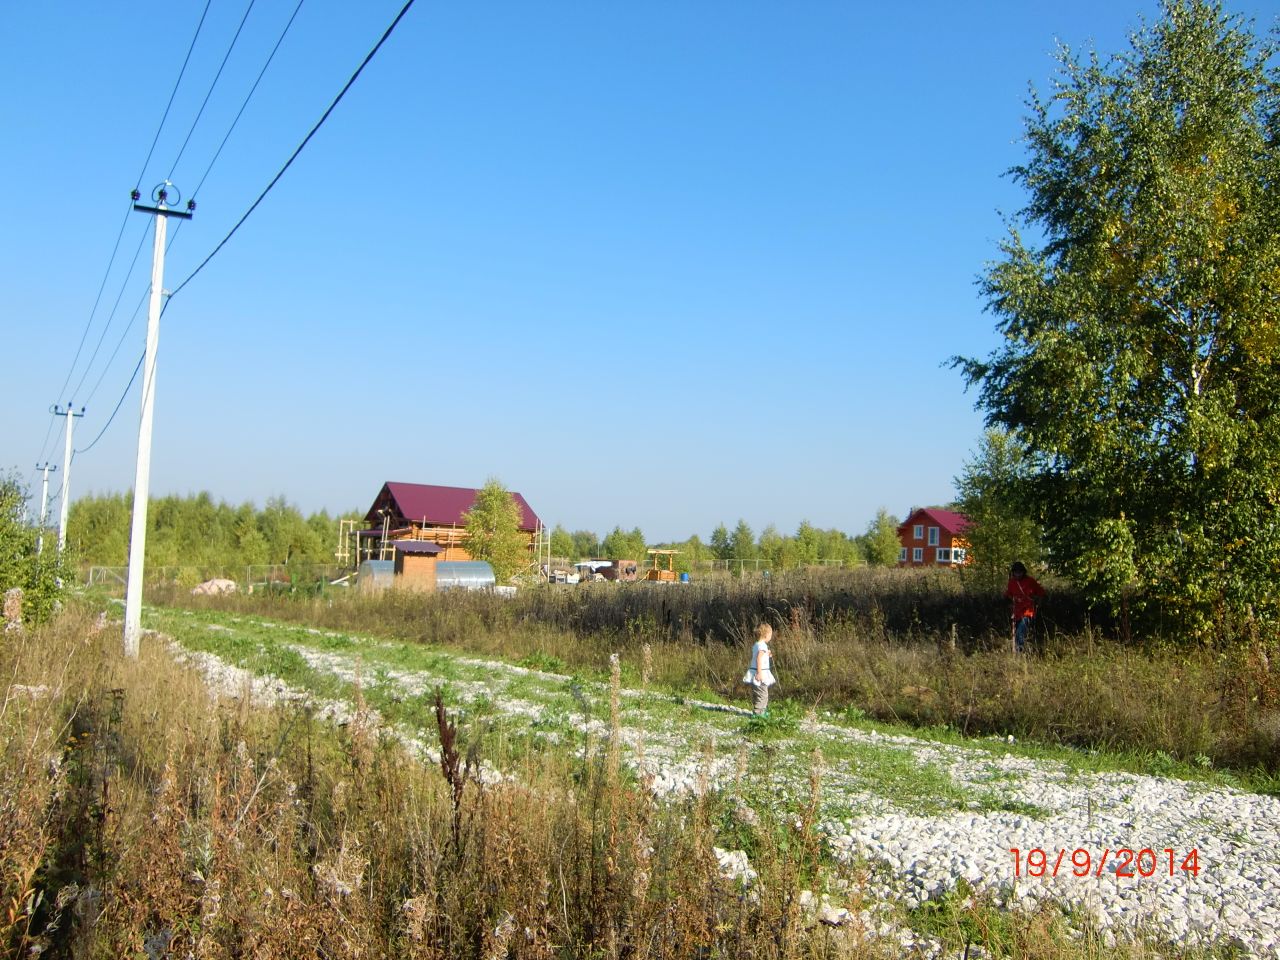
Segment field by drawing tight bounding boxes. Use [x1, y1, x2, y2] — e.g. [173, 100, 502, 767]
[3, 569, 1279, 958]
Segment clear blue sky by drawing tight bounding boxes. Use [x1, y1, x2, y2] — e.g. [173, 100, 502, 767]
[2, 1, 1275, 543]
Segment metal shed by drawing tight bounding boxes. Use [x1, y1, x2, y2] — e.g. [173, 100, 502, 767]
[435, 561, 496, 592]
[357, 560, 395, 590]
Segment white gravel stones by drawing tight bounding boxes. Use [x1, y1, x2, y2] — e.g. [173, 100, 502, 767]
[163, 613, 1280, 958]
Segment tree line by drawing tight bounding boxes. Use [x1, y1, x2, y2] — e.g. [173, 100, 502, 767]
[64, 491, 352, 572]
[55, 486, 909, 577]
[547, 509, 904, 570]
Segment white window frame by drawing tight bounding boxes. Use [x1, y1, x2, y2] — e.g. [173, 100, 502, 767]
[928, 526, 939, 546]
[912, 524, 924, 540]
[936, 547, 951, 563]
[898, 547, 907, 562]
[953, 547, 967, 563]
[912, 547, 923, 563]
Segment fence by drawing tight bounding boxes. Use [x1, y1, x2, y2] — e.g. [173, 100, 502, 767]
[84, 563, 345, 590]
[695, 558, 864, 575]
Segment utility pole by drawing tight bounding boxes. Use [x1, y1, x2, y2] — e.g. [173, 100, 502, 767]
[34, 461, 57, 555]
[52, 405, 85, 553]
[123, 182, 194, 658]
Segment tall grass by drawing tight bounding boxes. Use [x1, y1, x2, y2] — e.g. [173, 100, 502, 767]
[164, 567, 1280, 778]
[3, 601, 1241, 958]
[0, 603, 871, 958]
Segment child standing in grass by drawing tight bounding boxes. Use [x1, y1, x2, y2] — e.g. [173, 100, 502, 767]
[1005, 561, 1045, 653]
[743, 622, 776, 715]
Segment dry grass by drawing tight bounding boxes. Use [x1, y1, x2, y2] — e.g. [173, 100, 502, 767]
[0, 604, 887, 958]
[163, 567, 1280, 780]
[2, 600, 1244, 957]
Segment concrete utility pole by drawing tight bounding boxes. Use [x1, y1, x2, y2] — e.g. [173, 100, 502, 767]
[52, 405, 85, 553]
[123, 182, 194, 659]
[34, 462, 57, 555]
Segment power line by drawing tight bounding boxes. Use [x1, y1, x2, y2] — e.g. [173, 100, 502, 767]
[31, 413, 62, 482]
[73, 217, 187, 454]
[54, 202, 135, 403]
[193, 0, 308, 199]
[67, 220, 151, 404]
[82, 286, 149, 409]
[168, 0, 259, 179]
[46, 0, 212, 456]
[77, 217, 187, 409]
[135, 0, 214, 189]
[74, 352, 145, 457]
[169, 0, 418, 301]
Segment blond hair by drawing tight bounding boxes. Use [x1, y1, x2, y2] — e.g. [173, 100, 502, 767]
[755, 622, 773, 642]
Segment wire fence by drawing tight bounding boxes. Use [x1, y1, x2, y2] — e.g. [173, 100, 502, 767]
[85, 563, 345, 590]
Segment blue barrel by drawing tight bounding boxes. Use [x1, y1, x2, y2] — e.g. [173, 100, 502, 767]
[679, 572, 690, 583]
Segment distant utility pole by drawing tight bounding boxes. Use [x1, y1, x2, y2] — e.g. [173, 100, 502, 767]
[34, 461, 57, 555]
[123, 182, 194, 659]
[52, 404, 84, 553]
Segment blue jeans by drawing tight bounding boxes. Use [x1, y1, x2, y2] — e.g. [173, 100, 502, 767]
[1014, 616, 1033, 652]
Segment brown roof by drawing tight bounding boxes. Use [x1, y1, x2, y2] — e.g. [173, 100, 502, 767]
[366, 481, 541, 533]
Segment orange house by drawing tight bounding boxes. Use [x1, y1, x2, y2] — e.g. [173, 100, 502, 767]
[358, 481, 542, 562]
[896, 507, 971, 567]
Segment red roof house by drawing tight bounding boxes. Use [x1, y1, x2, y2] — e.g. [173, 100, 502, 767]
[897, 507, 971, 567]
[360, 481, 542, 562]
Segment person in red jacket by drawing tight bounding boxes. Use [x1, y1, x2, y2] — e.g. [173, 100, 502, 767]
[1005, 561, 1045, 653]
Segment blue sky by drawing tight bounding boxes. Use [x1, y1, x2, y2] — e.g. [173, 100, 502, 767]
[3, 1, 1275, 543]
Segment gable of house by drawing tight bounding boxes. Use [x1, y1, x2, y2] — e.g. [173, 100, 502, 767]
[896, 506, 971, 566]
[365, 481, 541, 533]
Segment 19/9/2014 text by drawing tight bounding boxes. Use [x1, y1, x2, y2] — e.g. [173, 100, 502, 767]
[1010, 847, 1201, 879]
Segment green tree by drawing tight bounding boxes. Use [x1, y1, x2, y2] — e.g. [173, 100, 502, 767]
[860, 508, 902, 567]
[549, 524, 575, 560]
[0, 473, 68, 624]
[954, 430, 1044, 592]
[570, 529, 599, 559]
[793, 521, 820, 566]
[462, 478, 528, 581]
[757, 524, 785, 568]
[709, 523, 731, 561]
[955, 0, 1280, 635]
[728, 519, 756, 560]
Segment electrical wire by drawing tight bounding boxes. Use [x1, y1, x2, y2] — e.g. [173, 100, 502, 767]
[82, 287, 149, 409]
[46, 0, 212, 450]
[77, 216, 187, 409]
[74, 352, 145, 457]
[135, 0, 214, 190]
[169, 0, 418, 301]
[168, 0, 259, 179]
[68, 222, 151, 403]
[67, 0, 416, 460]
[54, 202, 135, 404]
[193, 0, 307, 199]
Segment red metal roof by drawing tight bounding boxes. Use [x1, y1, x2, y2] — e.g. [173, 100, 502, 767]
[367, 482, 542, 532]
[897, 507, 971, 536]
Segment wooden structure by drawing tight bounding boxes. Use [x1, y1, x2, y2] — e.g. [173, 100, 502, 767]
[896, 507, 971, 567]
[645, 549, 680, 582]
[597, 560, 639, 582]
[357, 481, 542, 564]
[392, 540, 443, 590]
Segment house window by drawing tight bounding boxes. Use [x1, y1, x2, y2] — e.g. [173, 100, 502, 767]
[928, 526, 939, 546]
[912, 525, 923, 540]
[898, 547, 907, 562]
[953, 548, 966, 562]
[936, 548, 951, 563]
[912, 547, 923, 563]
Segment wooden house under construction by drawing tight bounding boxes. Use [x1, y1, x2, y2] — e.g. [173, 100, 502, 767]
[353, 481, 543, 565]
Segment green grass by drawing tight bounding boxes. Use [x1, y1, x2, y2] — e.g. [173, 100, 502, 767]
[146, 604, 1280, 814]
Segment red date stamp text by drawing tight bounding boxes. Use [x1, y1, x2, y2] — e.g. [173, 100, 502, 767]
[1009, 847, 1201, 878]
